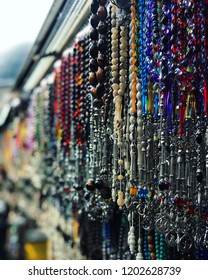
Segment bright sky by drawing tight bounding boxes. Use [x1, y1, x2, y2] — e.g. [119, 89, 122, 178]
[0, 0, 54, 54]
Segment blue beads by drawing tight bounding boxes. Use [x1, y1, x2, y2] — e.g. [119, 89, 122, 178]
[138, 188, 149, 198]
[143, 230, 151, 260]
[154, 92, 159, 119]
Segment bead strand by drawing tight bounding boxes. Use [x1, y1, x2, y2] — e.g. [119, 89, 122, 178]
[129, 0, 138, 187]
[136, 215, 144, 260]
[116, 25, 128, 208]
[111, 3, 118, 202]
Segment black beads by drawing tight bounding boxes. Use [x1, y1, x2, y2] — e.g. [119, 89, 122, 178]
[97, 6, 107, 21]
[89, 0, 108, 104]
[98, 0, 107, 5]
[94, 180, 111, 199]
[90, 59, 98, 71]
[93, 98, 103, 108]
[91, 0, 99, 14]
[196, 131, 203, 144]
[98, 38, 107, 53]
[100, 186, 111, 199]
[90, 14, 99, 28]
[86, 179, 95, 191]
[158, 180, 170, 191]
[90, 28, 99, 40]
[96, 83, 105, 95]
[95, 179, 104, 190]
[98, 21, 108, 34]
[196, 169, 203, 183]
[97, 54, 106, 68]
[89, 44, 98, 58]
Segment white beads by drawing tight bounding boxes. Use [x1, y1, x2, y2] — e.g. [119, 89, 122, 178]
[125, 161, 130, 172]
[111, 33, 118, 40]
[112, 83, 119, 90]
[111, 4, 120, 206]
[111, 52, 118, 59]
[114, 95, 122, 104]
[120, 56, 126, 63]
[112, 70, 118, 77]
[112, 27, 118, 34]
[137, 119, 142, 127]
[112, 58, 118, 65]
[136, 238, 144, 260]
[117, 141, 123, 148]
[130, 115, 136, 123]
[120, 50, 127, 57]
[124, 190, 130, 207]
[120, 37, 127, 44]
[117, 174, 124, 181]
[112, 188, 116, 202]
[113, 90, 118, 97]
[137, 100, 142, 110]
[129, 73, 135, 80]
[129, 124, 134, 132]
[112, 40, 118, 47]
[112, 46, 117, 52]
[136, 82, 141, 91]
[136, 252, 144, 260]
[118, 89, 124, 96]
[137, 127, 143, 136]
[112, 64, 118, 71]
[111, 19, 128, 209]
[119, 82, 126, 90]
[117, 190, 125, 207]
[112, 4, 116, 13]
[128, 213, 131, 222]
[111, 19, 116, 26]
[128, 226, 135, 254]
[119, 69, 126, 76]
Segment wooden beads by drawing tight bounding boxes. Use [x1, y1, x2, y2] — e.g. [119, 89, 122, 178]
[89, 0, 108, 107]
[129, 0, 138, 184]
[129, 0, 138, 115]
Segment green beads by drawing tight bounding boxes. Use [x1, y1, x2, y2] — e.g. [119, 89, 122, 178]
[155, 231, 168, 260]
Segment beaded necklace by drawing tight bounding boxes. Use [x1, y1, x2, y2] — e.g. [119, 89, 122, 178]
[4, 0, 208, 261]
[128, 0, 138, 256]
[113, 20, 128, 208]
[111, 3, 118, 202]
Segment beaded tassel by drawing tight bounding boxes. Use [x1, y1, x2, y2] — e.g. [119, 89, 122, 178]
[136, 215, 144, 260]
[128, 225, 136, 255]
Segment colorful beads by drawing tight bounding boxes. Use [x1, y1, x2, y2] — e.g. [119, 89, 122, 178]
[129, 187, 138, 196]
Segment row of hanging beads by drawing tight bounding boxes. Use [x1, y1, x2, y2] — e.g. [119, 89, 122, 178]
[111, 3, 119, 203]
[116, 22, 128, 208]
[128, 0, 138, 257]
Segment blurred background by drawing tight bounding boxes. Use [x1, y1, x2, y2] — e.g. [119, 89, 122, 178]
[0, 0, 89, 260]
[0, 0, 54, 110]
[0, 0, 54, 260]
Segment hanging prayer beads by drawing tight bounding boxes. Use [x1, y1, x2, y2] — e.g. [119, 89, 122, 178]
[2, 0, 208, 260]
